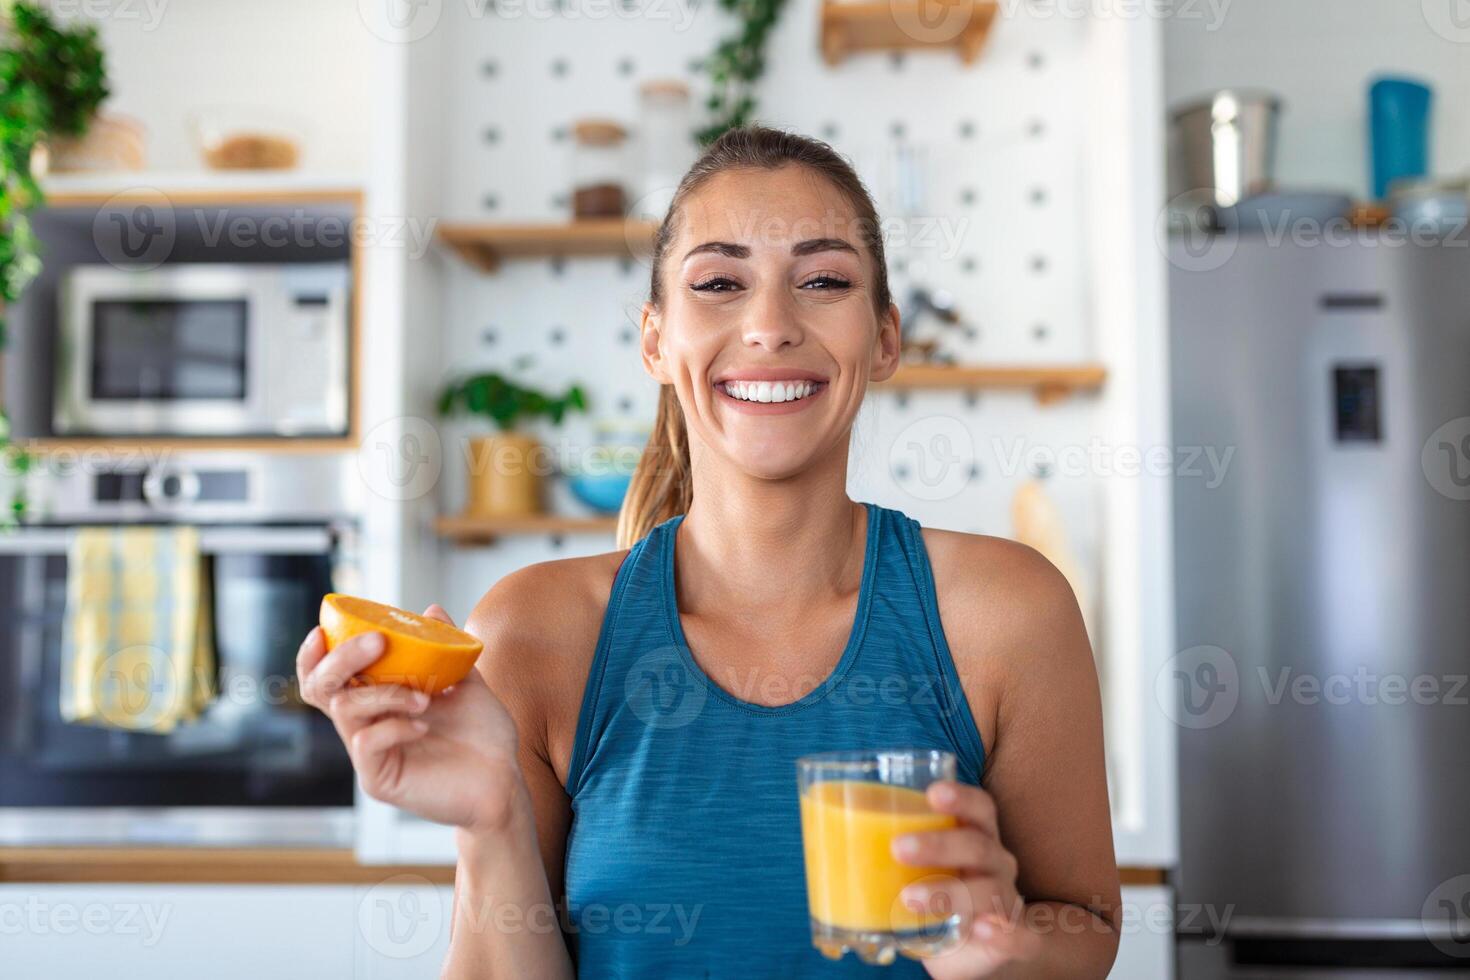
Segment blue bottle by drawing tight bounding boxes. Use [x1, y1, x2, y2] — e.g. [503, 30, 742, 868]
[1369, 76, 1432, 200]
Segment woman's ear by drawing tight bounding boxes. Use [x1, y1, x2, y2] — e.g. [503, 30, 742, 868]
[640, 301, 671, 384]
[869, 301, 902, 384]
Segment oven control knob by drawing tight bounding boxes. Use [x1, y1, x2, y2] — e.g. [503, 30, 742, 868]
[142, 466, 202, 509]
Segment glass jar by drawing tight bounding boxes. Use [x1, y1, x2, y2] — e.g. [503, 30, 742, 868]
[635, 80, 695, 220]
[571, 119, 629, 219]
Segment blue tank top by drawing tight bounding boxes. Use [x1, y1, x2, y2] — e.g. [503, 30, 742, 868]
[562, 500, 987, 977]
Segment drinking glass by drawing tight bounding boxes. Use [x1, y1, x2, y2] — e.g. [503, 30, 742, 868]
[797, 749, 965, 965]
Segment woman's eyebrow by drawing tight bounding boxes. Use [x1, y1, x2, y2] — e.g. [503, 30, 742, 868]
[683, 241, 750, 261]
[682, 237, 859, 262]
[791, 237, 858, 257]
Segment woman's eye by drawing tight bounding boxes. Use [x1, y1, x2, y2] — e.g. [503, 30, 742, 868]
[801, 275, 852, 290]
[690, 277, 740, 292]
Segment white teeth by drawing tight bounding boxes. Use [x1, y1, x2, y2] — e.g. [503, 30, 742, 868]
[720, 380, 818, 403]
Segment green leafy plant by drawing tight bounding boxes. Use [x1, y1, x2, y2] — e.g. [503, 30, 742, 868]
[696, 0, 789, 146]
[437, 370, 589, 432]
[0, 2, 109, 527]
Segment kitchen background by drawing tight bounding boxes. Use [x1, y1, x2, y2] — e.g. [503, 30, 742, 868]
[0, 0, 1465, 977]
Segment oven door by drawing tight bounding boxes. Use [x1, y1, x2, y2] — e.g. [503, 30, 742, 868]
[53, 264, 268, 437]
[0, 524, 356, 846]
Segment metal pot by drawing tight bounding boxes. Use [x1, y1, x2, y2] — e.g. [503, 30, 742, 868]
[1172, 89, 1283, 208]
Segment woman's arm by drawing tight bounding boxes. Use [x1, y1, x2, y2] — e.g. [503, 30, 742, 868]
[907, 532, 1122, 979]
[442, 562, 600, 980]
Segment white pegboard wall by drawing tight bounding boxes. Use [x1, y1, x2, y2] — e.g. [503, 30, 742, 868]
[428, 0, 1105, 617]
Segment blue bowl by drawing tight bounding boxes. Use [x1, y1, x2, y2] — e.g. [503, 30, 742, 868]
[568, 473, 631, 514]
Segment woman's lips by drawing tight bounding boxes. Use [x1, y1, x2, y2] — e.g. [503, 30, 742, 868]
[713, 380, 828, 415]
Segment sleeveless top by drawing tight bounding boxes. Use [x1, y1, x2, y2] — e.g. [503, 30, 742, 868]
[562, 501, 987, 978]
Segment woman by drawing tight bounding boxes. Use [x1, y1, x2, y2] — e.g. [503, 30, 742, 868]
[297, 127, 1120, 978]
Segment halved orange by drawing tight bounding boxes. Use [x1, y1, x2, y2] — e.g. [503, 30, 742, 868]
[319, 593, 484, 695]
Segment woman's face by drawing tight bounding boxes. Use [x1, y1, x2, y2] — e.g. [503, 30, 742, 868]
[641, 165, 901, 481]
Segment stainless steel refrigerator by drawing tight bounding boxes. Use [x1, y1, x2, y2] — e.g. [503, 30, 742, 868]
[1170, 237, 1470, 977]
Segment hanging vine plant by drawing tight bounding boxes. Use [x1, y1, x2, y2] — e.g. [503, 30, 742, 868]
[695, 0, 789, 146]
[0, 1, 110, 526]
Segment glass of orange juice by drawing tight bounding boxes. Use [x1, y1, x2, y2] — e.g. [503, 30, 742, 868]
[797, 749, 965, 965]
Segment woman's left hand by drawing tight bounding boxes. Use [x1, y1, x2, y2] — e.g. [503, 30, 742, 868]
[892, 780, 1042, 978]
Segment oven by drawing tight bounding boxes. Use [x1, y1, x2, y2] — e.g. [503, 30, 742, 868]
[0, 455, 361, 846]
[52, 262, 351, 438]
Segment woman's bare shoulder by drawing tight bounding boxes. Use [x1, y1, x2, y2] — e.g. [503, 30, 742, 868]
[463, 548, 628, 666]
[918, 525, 1091, 676]
[460, 549, 630, 744]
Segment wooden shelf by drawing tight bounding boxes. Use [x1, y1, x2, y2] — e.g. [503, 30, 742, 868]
[437, 219, 659, 273]
[22, 436, 359, 455]
[881, 363, 1107, 404]
[821, 0, 999, 66]
[0, 847, 1166, 887]
[40, 172, 363, 208]
[436, 512, 619, 544]
[0, 847, 455, 885]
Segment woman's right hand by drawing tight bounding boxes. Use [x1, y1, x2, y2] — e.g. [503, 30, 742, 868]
[297, 604, 526, 833]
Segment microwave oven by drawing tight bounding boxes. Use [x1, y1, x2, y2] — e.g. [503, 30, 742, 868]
[52, 263, 351, 438]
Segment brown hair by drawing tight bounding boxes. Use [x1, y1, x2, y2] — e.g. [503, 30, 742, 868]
[615, 125, 892, 549]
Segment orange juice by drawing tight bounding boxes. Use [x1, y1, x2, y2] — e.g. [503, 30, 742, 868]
[800, 780, 958, 933]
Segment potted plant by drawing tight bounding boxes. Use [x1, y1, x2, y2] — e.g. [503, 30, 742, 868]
[437, 370, 588, 517]
[0, 2, 110, 526]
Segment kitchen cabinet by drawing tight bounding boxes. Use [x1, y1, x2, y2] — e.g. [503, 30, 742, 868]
[0, 881, 452, 980]
[1, 882, 1166, 978]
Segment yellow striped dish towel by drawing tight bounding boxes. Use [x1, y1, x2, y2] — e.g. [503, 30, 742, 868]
[59, 526, 217, 733]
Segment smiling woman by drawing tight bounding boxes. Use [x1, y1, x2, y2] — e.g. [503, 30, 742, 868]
[297, 126, 1121, 980]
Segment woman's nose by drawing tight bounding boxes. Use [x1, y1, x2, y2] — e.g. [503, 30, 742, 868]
[740, 285, 802, 351]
